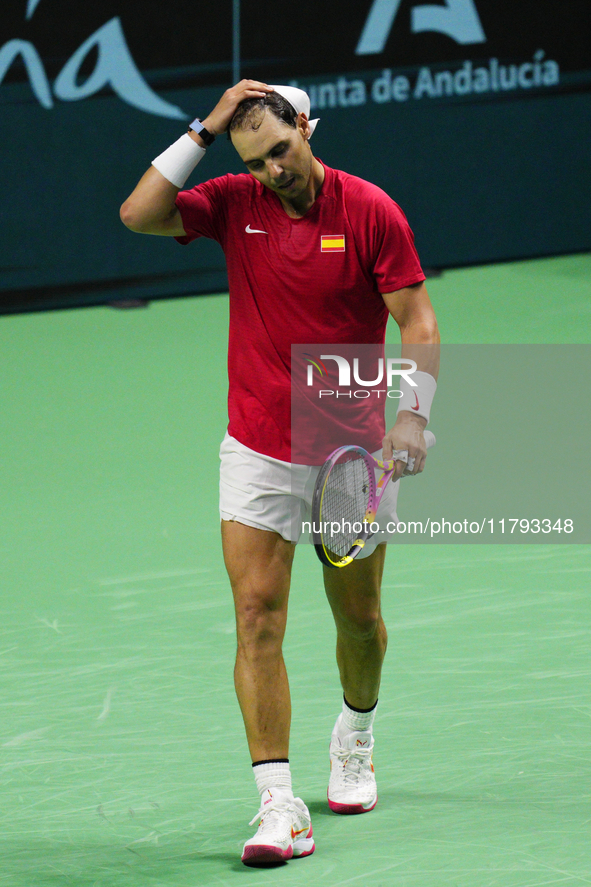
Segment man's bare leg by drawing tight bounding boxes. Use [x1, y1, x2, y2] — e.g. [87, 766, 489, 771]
[221, 519, 296, 761]
[222, 521, 315, 864]
[323, 544, 388, 709]
[323, 544, 388, 814]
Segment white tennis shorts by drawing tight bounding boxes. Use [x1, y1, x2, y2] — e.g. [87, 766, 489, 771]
[219, 433, 400, 556]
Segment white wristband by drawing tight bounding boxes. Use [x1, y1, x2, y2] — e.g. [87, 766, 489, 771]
[396, 370, 437, 424]
[151, 133, 206, 188]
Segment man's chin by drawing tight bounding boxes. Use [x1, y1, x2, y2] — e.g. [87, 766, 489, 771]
[273, 174, 300, 192]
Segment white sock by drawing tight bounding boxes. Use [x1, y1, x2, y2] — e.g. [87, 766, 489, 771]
[342, 696, 378, 734]
[252, 760, 293, 798]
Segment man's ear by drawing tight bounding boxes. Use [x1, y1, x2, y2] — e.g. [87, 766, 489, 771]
[297, 112, 311, 140]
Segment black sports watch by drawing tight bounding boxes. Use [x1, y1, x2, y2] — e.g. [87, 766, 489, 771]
[189, 118, 215, 146]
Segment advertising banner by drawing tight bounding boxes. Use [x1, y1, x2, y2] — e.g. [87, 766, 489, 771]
[2, 1, 590, 312]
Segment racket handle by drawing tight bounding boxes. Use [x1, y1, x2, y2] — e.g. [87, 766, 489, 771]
[391, 430, 436, 472]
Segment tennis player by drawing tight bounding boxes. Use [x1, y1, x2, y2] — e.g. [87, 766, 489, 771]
[120, 80, 440, 866]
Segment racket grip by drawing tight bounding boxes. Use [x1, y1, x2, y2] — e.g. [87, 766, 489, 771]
[424, 430, 436, 449]
[392, 430, 436, 472]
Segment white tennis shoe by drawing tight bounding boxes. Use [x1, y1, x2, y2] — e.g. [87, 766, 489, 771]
[328, 714, 377, 814]
[241, 788, 315, 866]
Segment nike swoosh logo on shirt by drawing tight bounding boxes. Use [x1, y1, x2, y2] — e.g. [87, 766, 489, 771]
[245, 224, 268, 234]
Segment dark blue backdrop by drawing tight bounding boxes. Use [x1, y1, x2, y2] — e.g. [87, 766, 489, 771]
[1, 0, 590, 313]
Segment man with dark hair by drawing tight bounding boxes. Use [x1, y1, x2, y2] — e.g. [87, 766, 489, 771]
[121, 80, 439, 866]
[230, 90, 299, 132]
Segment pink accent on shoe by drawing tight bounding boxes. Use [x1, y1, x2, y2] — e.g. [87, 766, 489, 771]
[328, 793, 378, 815]
[241, 826, 315, 866]
[241, 844, 293, 866]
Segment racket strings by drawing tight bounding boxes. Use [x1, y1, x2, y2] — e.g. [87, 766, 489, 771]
[321, 457, 371, 557]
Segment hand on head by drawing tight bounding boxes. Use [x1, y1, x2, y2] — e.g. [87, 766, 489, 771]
[202, 80, 274, 137]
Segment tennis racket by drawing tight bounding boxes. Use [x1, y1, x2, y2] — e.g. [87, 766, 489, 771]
[311, 431, 436, 568]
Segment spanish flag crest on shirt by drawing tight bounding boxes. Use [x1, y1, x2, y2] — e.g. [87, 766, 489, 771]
[321, 234, 345, 252]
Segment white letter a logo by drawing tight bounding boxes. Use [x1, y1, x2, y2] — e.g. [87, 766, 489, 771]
[356, 0, 486, 55]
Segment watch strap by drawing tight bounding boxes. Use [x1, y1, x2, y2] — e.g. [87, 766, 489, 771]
[189, 118, 215, 147]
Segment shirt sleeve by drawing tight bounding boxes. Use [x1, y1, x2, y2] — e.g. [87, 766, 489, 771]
[174, 175, 229, 246]
[354, 181, 425, 293]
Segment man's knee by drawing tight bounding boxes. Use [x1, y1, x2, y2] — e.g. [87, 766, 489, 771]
[325, 565, 384, 640]
[337, 604, 384, 642]
[222, 521, 294, 647]
[234, 585, 289, 648]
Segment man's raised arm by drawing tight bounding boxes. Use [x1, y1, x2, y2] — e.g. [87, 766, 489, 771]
[119, 80, 273, 236]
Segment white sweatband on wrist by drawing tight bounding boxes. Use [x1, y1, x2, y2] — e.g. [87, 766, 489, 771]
[396, 370, 437, 424]
[151, 133, 206, 188]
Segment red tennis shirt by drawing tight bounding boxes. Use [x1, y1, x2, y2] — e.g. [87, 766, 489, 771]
[175, 160, 424, 463]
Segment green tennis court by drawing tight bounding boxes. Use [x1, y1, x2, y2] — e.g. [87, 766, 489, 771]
[1, 253, 590, 886]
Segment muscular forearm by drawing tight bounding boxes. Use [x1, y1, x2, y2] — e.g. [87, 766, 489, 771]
[399, 317, 440, 382]
[383, 282, 440, 382]
[383, 322, 439, 467]
[395, 318, 439, 435]
[381, 286, 440, 464]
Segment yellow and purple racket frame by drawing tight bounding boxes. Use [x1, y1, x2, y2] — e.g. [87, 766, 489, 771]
[311, 433, 436, 568]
